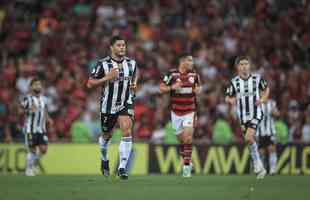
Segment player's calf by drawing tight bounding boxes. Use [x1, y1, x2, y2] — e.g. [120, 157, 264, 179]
[246, 128, 266, 178]
[101, 160, 110, 177]
[99, 135, 111, 176]
[178, 129, 193, 177]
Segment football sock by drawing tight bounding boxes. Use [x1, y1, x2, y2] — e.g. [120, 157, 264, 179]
[99, 136, 110, 161]
[269, 151, 277, 169]
[118, 137, 133, 169]
[181, 144, 192, 165]
[26, 152, 36, 169]
[250, 142, 260, 162]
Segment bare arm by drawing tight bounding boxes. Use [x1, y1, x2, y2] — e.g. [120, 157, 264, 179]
[256, 87, 270, 106]
[272, 108, 280, 118]
[130, 67, 139, 92]
[194, 83, 202, 94]
[225, 96, 237, 105]
[272, 100, 280, 117]
[45, 107, 54, 127]
[194, 74, 202, 94]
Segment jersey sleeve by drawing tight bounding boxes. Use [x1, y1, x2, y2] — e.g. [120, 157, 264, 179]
[161, 72, 172, 85]
[90, 61, 105, 79]
[259, 77, 268, 91]
[20, 96, 31, 110]
[225, 82, 236, 97]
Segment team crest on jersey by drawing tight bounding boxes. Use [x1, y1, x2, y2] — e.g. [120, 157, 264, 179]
[189, 76, 195, 83]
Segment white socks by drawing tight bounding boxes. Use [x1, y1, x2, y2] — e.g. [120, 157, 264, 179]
[26, 151, 40, 169]
[118, 137, 133, 170]
[250, 142, 261, 163]
[99, 136, 110, 161]
[269, 152, 277, 170]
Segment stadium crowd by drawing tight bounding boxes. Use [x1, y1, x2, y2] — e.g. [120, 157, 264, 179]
[0, 0, 309, 144]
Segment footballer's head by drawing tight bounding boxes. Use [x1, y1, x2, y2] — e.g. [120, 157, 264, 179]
[179, 53, 194, 71]
[110, 35, 126, 58]
[235, 56, 251, 78]
[30, 77, 43, 95]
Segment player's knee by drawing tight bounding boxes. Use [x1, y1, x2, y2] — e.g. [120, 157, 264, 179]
[39, 146, 48, 154]
[40, 149, 47, 155]
[185, 135, 192, 144]
[246, 135, 255, 144]
[268, 145, 276, 153]
[181, 133, 192, 144]
[122, 127, 132, 137]
[102, 133, 112, 140]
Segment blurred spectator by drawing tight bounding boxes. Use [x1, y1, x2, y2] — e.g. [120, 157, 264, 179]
[212, 114, 233, 144]
[70, 114, 92, 143]
[0, 0, 309, 143]
[275, 120, 289, 144]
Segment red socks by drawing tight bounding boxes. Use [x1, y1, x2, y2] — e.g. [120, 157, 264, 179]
[180, 144, 192, 165]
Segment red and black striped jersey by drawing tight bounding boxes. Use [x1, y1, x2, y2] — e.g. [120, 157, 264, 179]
[161, 68, 201, 116]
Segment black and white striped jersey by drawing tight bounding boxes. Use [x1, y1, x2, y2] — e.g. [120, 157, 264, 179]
[257, 99, 278, 136]
[225, 73, 268, 124]
[20, 95, 47, 134]
[90, 56, 137, 114]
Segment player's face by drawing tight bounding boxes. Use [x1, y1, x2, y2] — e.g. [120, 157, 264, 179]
[182, 56, 194, 70]
[110, 40, 126, 57]
[237, 59, 250, 78]
[31, 81, 42, 94]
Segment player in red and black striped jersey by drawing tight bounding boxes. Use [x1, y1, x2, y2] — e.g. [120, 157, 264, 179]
[160, 53, 201, 177]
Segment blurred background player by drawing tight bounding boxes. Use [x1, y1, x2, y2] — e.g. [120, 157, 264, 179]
[159, 54, 201, 177]
[86, 36, 138, 180]
[225, 56, 269, 179]
[256, 99, 280, 175]
[20, 78, 53, 176]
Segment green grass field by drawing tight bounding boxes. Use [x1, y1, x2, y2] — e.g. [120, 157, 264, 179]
[1, 175, 309, 200]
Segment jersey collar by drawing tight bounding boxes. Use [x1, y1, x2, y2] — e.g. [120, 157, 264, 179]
[110, 56, 124, 64]
[239, 74, 252, 81]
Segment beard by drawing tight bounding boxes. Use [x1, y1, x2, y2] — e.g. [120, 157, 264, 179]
[33, 89, 41, 94]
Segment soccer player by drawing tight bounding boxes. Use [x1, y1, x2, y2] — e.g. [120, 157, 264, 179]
[86, 36, 138, 180]
[225, 56, 268, 179]
[159, 53, 201, 177]
[20, 78, 53, 176]
[256, 99, 279, 175]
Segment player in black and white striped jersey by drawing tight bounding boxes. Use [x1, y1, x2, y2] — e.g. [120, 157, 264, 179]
[20, 78, 53, 176]
[87, 36, 138, 179]
[225, 56, 269, 179]
[256, 99, 280, 175]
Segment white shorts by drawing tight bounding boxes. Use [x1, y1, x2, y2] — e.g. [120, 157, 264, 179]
[171, 112, 195, 135]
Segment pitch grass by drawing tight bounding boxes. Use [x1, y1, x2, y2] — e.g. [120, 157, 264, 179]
[1, 175, 309, 200]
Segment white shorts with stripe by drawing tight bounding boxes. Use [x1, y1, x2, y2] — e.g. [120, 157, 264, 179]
[171, 111, 195, 135]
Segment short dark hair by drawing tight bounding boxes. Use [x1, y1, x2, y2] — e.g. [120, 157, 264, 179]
[30, 77, 41, 86]
[178, 52, 192, 61]
[234, 56, 251, 66]
[110, 35, 125, 46]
